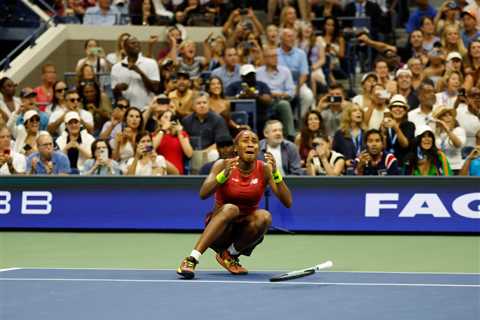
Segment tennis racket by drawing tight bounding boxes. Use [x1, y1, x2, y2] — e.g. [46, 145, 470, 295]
[269, 260, 333, 282]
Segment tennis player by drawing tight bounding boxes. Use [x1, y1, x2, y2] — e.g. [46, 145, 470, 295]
[177, 130, 292, 279]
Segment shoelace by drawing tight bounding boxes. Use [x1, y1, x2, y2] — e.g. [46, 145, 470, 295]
[228, 256, 242, 267]
[184, 259, 196, 268]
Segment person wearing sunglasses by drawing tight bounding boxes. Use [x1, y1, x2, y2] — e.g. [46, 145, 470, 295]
[7, 87, 49, 134]
[48, 89, 94, 137]
[26, 131, 70, 175]
[99, 97, 129, 144]
[45, 81, 68, 117]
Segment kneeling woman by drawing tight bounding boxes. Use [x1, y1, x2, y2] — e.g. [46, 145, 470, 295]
[177, 130, 292, 279]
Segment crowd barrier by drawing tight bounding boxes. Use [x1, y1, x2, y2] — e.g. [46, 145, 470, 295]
[0, 176, 478, 233]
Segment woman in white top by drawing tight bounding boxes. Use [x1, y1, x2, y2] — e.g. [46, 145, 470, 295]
[112, 107, 143, 170]
[127, 131, 166, 176]
[352, 72, 378, 111]
[56, 111, 95, 174]
[106, 32, 130, 66]
[434, 70, 461, 109]
[365, 83, 389, 130]
[0, 77, 21, 125]
[45, 81, 67, 117]
[306, 134, 345, 176]
[75, 39, 110, 90]
[432, 106, 466, 173]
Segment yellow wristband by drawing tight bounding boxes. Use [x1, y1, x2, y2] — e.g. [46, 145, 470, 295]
[272, 169, 283, 184]
[216, 170, 228, 184]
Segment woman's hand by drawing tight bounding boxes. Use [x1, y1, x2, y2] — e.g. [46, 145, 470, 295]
[223, 156, 239, 178]
[264, 151, 277, 172]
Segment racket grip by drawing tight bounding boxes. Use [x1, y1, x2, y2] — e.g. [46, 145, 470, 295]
[314, 260, 333, 271]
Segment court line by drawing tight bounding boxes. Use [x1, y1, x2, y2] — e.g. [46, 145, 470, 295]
[0, 268, 20, 273]
[0, 277, 478, 288]
[8, 267, 480, 275]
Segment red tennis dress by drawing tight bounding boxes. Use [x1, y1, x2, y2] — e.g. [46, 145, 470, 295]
[215, 160, 266, 215]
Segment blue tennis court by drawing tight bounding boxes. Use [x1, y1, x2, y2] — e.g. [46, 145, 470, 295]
[1, 267, 479, 319]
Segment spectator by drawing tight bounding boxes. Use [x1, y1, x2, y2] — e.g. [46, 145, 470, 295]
[403, 125, 452, 176]
[464, 0, 480, 29]
[76, 39, 111, 88]
[459, 129, 480, 176]
[174, 0, 214, 25]
[464, 40, 480, 90]
[158, 59, 177, 94]
[27, 131, 71, 175]
[168, 71, 196, 119]
[152, 109, 193, 174]
[373, 58, 397, 96]
[352, 72, 378, 111]
[77, 64, 97, 86]
[278, 5, 302, 32]
[420, 16, 440, 53]
[99, 97, 129, 143]
[0, 125, 26, 175]
[78, 81, 112, 134]
[461, 9, 480, 49]
[406, 0, 437, 34]
[223, 8, 264, 43]
[12, 110, 40, 156]
[143, 95, 175, 132]
[383, 95, 416, 166]
[142, 0, 174, 25]
[206, 35, 226, 71]
[199, 135, 235, 174]
[434, 70, 462, 108]
[112, 106, 144, 169]
[263, 25, 279, 51]
[306, 134, 345, 176]
[33, 64, 57, 112]
[237, 31, 264, 67]
[443, 52, 465, 81]
[56, 111, 95, 174]
[207, 76, 248, 135]
[365, 83, 389, 130]
[258, 120, 303, 175]
[111, 36, 160, 110]
[434, 1, 461, 35]
[423, 46, 447, 86]
[432, 106, 466, 174]
[408, 57, 425, 90]
[211, 47, 241, 90]
[45, 81, 67, 116]
[106, 32, 131, 65]
[126, 131, 167, 176]
[456, 87, 480, 148]
[173, 39, 210, 80]
[225, 64, 273, 135]
[181, 92, 231, 173]
[0, 77, 20, 125]
[48, 89, 94, 136]
[256, 47, 296, 140]
[332, 103, 366, 168]
[295, 110, 327, 166]
[147, 26, 183, 64]
[396, 68, 420, 110]
[408, 79, 436, 130]
[344, 0, 385, 39]
[356, 129, 400, 175]
[83, 0, 121, 25]
[441, 24, 467, 57]
[316, 84, 346, 137]
[82, 139, 122, 175]
[317, 17, 345, 85]
[311, 0, 344, 19]
[277, 28, 314, 118]
[7, 87, 49, 134]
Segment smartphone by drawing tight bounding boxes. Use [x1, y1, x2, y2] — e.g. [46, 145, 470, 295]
[144, 145, 154, 153]
[90, 47, 102, 55]
[99, 149, 108, 162]
[156, 98, 170, 104]
[328, 96, 342, 103]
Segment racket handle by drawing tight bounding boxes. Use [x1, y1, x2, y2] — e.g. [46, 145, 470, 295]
[314, 260, 333, 271]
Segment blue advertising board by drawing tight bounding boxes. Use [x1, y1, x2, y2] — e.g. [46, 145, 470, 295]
[0, 177, 478, 233]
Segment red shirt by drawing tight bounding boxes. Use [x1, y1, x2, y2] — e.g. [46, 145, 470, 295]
[33, 86, 53, 112]
[215, 160, 266, 215]
[155, 131, 189, 174]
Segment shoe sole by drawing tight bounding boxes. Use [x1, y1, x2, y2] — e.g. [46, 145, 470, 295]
[176, 269, 195, 279]
[215, 254, 248, 275]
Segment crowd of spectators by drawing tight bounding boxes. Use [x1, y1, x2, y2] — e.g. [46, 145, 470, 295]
[1, 0, 480, 176]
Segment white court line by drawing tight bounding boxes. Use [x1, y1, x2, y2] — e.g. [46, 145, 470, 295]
[10, 267, 480, 275]
[0, 278, 478, 288]
[0, 268, 20, 273]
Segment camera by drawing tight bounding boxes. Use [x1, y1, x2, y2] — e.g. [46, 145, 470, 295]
[458, 88, 466, 97]
[239, 8, 248, 15]
[156, 97, 170, 104]
[328, 96, 342, 103]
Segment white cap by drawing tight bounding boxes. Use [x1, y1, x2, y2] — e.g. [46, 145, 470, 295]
[389, 94, 408, 108]
[23, 110, 39, 123]
[65, 111, 80, 124]
[415, 124, 434, 137]
[240, 64, 256, 76]
[114, 0, 127, 4]
[361, 72, 378, 84]
[395, 67, 412, 78]
[447, 51, 462, 61]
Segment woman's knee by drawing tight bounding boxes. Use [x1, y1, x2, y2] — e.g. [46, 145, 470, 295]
[218, 204, 241, 221]
[249, 210, 272, 231]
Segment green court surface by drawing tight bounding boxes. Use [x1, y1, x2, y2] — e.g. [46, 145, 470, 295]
[1, 232, 479, 273]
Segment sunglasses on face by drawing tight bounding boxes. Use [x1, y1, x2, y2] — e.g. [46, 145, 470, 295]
[116, 104, 128, 109]
[56, 88, 66, 93]
[28, 117, 40, 123]
[69, 98, 80, 103]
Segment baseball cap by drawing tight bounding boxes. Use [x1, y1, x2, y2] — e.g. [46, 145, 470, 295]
[461, 9, 477, 20]
[388, 94, 409, 109]
[20, 87, 37, 98]
[176, 71, 190, 79]
[446, 51, 462, 62]
[64, 111, 80, 124]
[23, 110, 39, 123]
[415, 124, 434, 138]
[361, 72, 378, 84]
[240, 64, 256, 76]
[395, 67, 412, 78]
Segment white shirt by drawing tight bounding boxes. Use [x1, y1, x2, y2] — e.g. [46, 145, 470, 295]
[0, 151, 26, 175]
[0, 96, 21, 120]
[111, 54, 160, 111]
[456, 103, 480, 147]
[55, 129, 95, 171]
[434, 91, 458, 109]
[48, 107, 94, 136]
[408, 107, 435, 131]
[366, 107, 387, 130]
[436, 127, 466, 170]
[266, 144, 284, 176]
[126, 155, 166, 176]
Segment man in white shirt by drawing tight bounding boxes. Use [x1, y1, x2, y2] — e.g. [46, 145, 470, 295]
[0, 125, 26, 175]
[457, 87, 480, 147]
[111, 36, 160, 111]
[408, 79, 436, 130]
